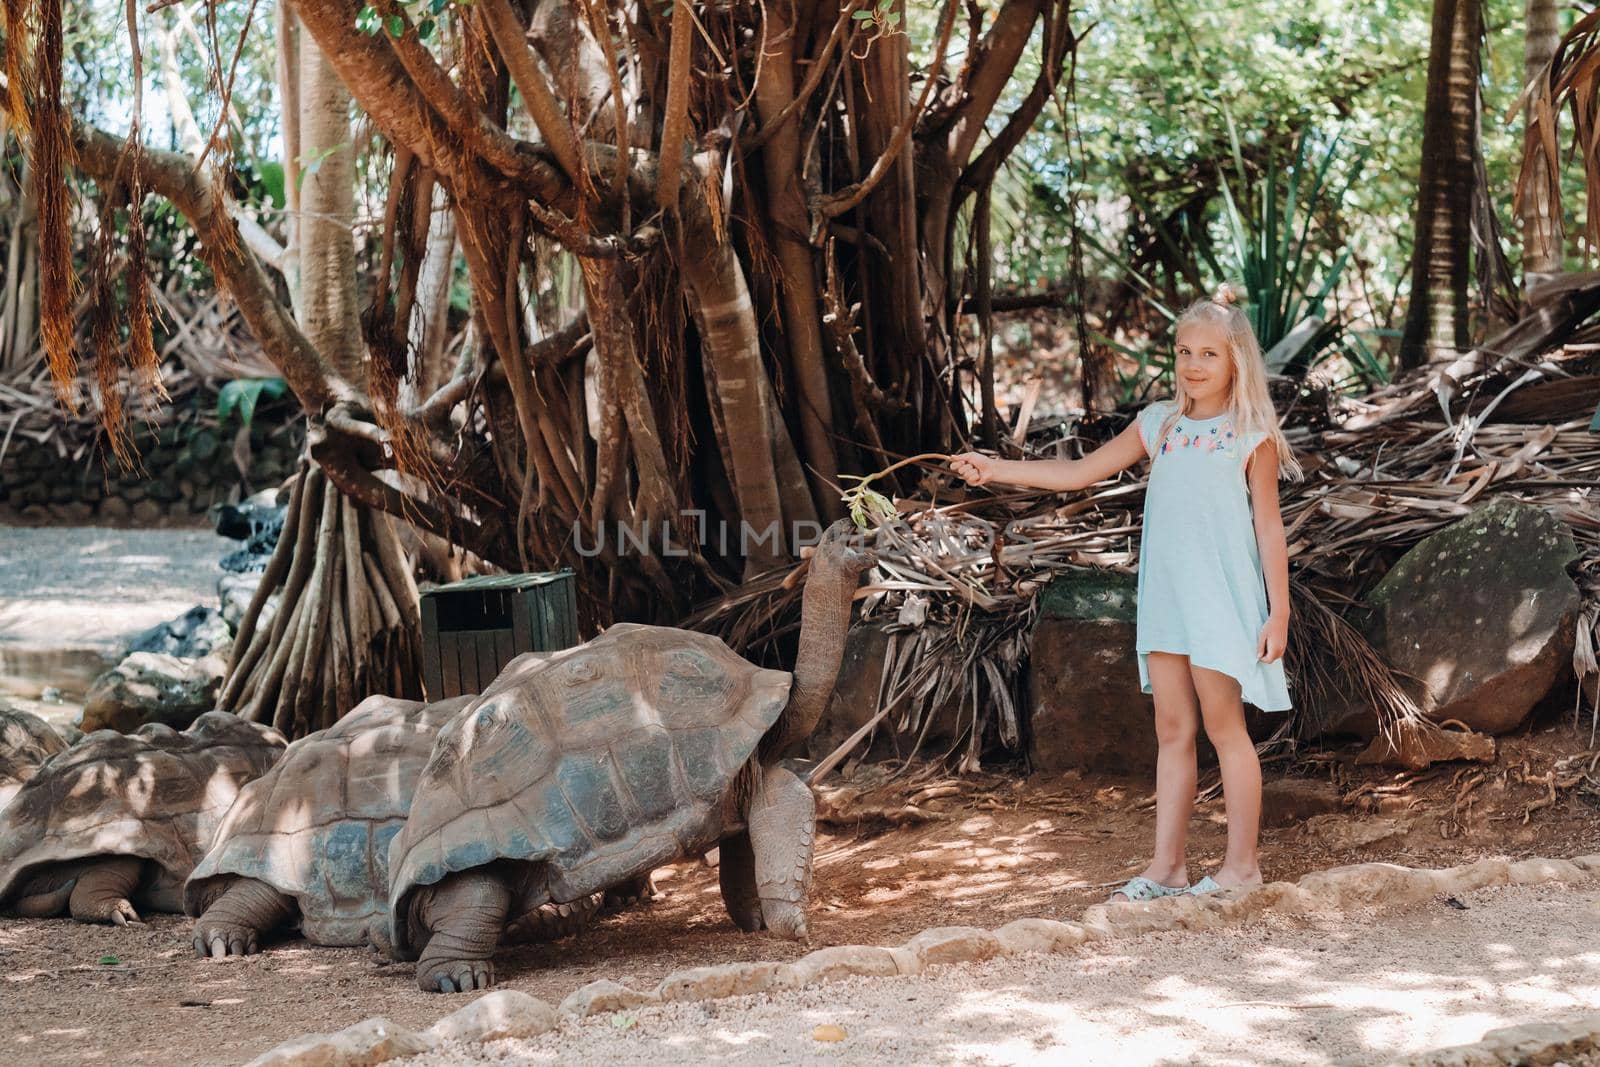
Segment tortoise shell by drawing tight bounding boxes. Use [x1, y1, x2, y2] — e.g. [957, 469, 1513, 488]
[185, 693, 472, 946]
[387, 624, 790, 957]
[0, 712, 285, 907]
[0, 709, 69, 812]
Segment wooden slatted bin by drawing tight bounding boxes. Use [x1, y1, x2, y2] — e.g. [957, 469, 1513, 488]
[419, 571, 578, 699]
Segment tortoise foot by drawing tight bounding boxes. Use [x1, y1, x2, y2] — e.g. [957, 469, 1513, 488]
[76, 896, 142, 927]
[601, 872, 656, 913]
[192, 919, 261, 958]
[760, 901, 807, 941]
[419, 958, 495, 993]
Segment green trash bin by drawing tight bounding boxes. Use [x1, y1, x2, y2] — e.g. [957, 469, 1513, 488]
[419, 571, 578, 699]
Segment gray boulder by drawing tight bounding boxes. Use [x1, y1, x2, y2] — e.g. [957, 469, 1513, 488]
[218, 571, 277, 633]
[124, 605, 232, 660]
[1352, 497, 1579, 736]
[80, 648, 231, 734]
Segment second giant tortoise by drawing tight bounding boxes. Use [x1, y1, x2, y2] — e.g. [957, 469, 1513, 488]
[0, 708, 70, 811]
[184, 693, 625, 956]
[386, 519, 874, 991]
[0, 712, 285, 924]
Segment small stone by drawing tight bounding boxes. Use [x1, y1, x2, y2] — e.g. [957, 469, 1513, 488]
[1301, 814, 1412, 850]
[656, 962, 787, 1002]
[1507, 858, 1586, 885]
[245, 1017, 432, 1067]
[97, 496, 131, 521]
[812, 1024, 847, 1043]
[788, 945, 899, 987]
[425, 990, 559, 1044]
[993, 918, 1090, 956]
[1356, 722, 1496, 769]
[559, 979, 657, 1018]
[80, 650, 229, 733]
[897, 926, 1002, 968]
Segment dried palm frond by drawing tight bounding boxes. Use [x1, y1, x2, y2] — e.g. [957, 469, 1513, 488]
[691, 337, 1600, 772]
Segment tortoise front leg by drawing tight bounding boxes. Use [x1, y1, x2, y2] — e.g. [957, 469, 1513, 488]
[193, 877, 297, 957]
[746, 765, 816, 940]
[67, 857, 145, 925]
[717, 831, 763, 932]
[413, 870, 511, 993]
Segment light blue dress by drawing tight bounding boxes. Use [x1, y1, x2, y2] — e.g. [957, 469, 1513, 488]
[1134, 401, 1292, 712]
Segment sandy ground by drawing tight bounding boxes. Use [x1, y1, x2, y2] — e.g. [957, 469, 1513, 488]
[402, 881, 1600, 1067]
[1, 724, 1597, 1066]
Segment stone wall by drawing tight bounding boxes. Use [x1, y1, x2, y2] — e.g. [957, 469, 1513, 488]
[0, 415, 302, 526]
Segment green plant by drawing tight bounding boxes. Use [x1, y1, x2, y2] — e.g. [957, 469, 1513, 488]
[218, 378, 289, 430]
[1208, 121, 1369, 367]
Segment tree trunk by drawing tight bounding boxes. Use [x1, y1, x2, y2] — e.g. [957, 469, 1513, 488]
[1401, 0, 1481, 368]
[219, 28, 424, 737]
[1520, 0, 1563, 279]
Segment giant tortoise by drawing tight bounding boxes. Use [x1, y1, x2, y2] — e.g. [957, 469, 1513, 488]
[0, 708, 70, 811]
[386, 518, 874, 991]
[0, 712, 285, 924]
[185, 693, 628, 957]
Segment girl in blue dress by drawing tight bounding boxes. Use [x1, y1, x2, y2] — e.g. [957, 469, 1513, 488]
[950, 284, 1303, 902]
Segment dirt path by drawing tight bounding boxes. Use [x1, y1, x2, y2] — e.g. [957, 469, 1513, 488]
[0, 525, 231, 706]
[403, 881, 1600, 1066]
[1, 725, 1597, 1066]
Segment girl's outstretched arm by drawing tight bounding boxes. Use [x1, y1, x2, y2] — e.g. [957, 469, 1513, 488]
[949, 421, 1147, 492]
[1247, 442, 1290, 663]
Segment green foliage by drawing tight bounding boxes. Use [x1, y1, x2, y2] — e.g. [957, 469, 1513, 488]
[218, 378, 289, 430]
[357, 0, 461, 41]
[1209, 122, 1366, 360]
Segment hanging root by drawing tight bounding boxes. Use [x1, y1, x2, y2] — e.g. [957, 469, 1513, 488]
[220, 461, 423, 738]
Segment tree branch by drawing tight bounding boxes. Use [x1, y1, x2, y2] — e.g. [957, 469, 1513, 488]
[955, 5, 1073, 201]
[819, 0, 958, 219]
[480, 0, 587, 186]
[309, 416, 516, 567]
[70, 120, 356, 415]
[288, 0, 567, 200]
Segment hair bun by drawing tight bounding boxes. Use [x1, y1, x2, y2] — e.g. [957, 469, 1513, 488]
[1212, 283, 1241, 307]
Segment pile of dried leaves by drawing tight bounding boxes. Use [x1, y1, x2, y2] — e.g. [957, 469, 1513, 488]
[690, 311, 1600, 774]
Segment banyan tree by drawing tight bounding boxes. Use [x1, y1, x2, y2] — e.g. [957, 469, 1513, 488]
[4, 0, 1078, 734]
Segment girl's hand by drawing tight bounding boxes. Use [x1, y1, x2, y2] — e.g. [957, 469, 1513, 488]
[949, 452, 997, 486]
[1257, 612, 1289, 664]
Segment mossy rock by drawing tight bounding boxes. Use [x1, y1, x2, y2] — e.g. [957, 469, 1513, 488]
[1036, 568, 1138, 624]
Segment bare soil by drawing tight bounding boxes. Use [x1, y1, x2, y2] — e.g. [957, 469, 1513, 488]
[407, 881, 1600, 1067]
[2, 721, 1597, 1066]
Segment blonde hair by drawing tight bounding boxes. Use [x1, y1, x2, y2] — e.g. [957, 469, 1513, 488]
[1151, 283, 1304, 482]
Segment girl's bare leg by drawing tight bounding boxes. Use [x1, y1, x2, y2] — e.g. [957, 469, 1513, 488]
[1192, 664, 1263, 888]
[1113, 651, 1198, 899]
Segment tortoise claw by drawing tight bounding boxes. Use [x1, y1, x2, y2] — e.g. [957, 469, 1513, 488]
[420, 960, 494, 994]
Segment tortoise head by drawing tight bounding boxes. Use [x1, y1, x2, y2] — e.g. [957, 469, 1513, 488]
[808, 517, 878, 583]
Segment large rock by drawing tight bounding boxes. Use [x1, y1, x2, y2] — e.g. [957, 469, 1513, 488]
[1028, 570, 1152, 774]
[219, 571, 278, 633]
[80, 649, 230, 733]
[809, 621, 957, 764]
[124, 605, 231, 660]
[1027, 570, 1270, 774]
[1353, 497, 1580, 736]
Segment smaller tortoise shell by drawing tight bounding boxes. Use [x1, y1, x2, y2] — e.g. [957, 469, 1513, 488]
[185, 694, 472, 945]
[0, 709, 69, 812]
[0, 712, 286, 907]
